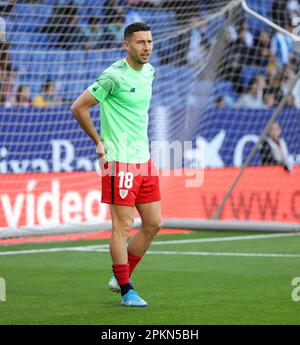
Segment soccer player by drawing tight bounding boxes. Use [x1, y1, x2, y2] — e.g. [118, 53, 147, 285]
[71, 22, 162, 307]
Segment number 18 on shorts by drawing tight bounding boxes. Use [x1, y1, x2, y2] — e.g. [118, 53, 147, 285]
[101, 160, 161, 207]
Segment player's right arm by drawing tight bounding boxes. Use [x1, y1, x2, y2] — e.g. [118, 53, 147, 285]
[72, 70, 119, 160]
[71, 90, 105, 159]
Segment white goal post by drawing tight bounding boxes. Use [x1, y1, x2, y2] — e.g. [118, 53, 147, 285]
[242, 0, 300, 42]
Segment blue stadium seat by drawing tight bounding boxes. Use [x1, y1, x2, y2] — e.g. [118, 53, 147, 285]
[75, 0, 103, 6]
[84, 51, 107, 79]
[156, 65, 177, 82]
[149, 51, 159, 65]
[64, 50, 85, 64]
[9, 45, 31, 71]
[102, 50, 125, 66]
[86, 63, 108, 80]
[30, 34, 51, 48]
[247, 15, 269, 36]
[176, 66, 197, 83]
[85, 50, 105, 63]
[75, 0, 105, 17]
[64, 51, 86, 74]
[29, 83, 44, 97]
[62, 79, 90, 101]
[6, 32, 32, 45]
[3, 17, 14, 33]
[30, 49, 49, 63]
[10, 4, 52, 33]
[247, 0, 272, 17]
[48, 49, 67, 63]
[138, 10, 176, 39]
[16, 74, 45, 98]
[56, 0, 75, 5]
[241, 65, 267, 85]
[42, 0, 57, 4]
[8, 31, 50, 49]
[28, 49, 66, 80]
[11, 4, 33, 16]
[215, 81, 234, 97]
[156, 37, 178, 65]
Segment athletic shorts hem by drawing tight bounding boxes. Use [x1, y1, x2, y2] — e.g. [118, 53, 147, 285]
[101, 199, 135, 207]
[135, 197, 161, 204]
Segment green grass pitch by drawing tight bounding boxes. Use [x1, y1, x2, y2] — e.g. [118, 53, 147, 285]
[0, 230, 300, 325]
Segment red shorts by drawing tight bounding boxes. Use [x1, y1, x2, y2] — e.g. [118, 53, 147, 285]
[101, 159, 161, 207]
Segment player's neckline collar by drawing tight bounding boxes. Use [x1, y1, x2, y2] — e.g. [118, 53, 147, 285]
[124, 58, 144, 73]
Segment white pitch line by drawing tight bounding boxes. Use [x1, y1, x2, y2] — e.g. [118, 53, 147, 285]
[64, 247, 300, 258]
[147, 251, 300, 258]
[71, 248, 300, 258]
[0, 244, 109, 256]
[1, 232, 300, 256]
[1, 246, 300, 258]
[151, 232, 300, 246]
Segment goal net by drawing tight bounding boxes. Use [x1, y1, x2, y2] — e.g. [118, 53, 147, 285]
[0, 0, 300, 237]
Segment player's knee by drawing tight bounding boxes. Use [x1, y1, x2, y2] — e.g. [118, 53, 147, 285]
[143, 218, 163, 237]
[155, 218, 163, 232]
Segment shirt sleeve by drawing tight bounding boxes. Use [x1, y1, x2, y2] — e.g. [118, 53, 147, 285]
[87, 71, 119, 102]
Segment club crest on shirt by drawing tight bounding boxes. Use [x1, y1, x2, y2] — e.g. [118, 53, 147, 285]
[119, 189, 128, 199]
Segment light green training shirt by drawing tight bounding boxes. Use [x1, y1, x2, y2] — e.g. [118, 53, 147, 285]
[88, 58, 155, 163]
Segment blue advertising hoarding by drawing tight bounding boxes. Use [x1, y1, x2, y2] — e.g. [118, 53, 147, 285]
[0, 106, 299, 173]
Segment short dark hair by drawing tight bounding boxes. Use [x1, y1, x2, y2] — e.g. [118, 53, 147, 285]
[115, 11, 125, 24]
[263, 87, 275, 97]
[88, 16, 100, 26]
[124, 22, 151, 40]
[43, 80, 53, 92]
[247, 76, 257, 89]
